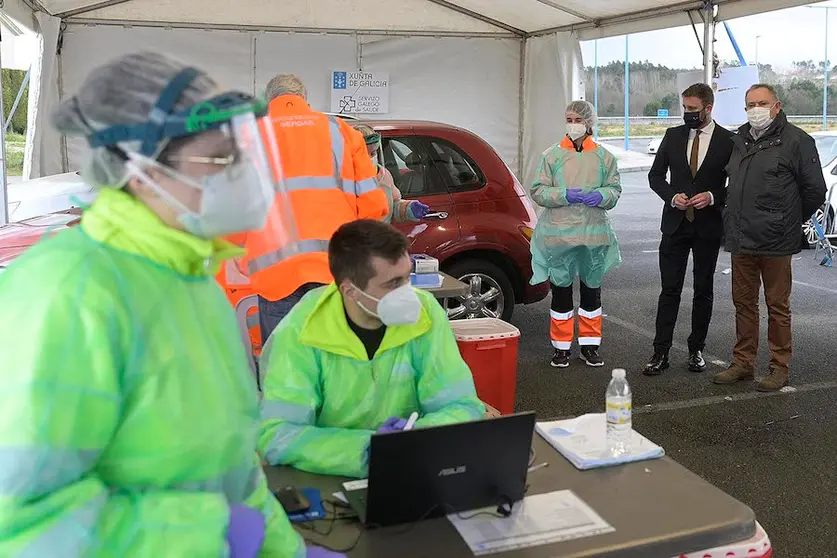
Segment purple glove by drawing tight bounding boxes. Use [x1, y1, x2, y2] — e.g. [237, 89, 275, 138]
[565, 188, 584, 204]
[377, 416, 408, 434]
[408, 201, 430, 220]
[307, 545, 347, 558]
[581, 191, 604, 207]
[227, 504, 265, 558]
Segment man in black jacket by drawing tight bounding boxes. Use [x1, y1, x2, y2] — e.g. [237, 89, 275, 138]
[714, 84, 826, 391]
[644, 83, 734, 376]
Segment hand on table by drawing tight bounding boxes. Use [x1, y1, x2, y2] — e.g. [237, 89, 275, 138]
[307, 545, 347, 558]
[227, 504, 265, 558]
[579, 191, 603, 207]
[565, 188, 585, 204]
[376, 416, 408, 434]
[688, 192, 712, 210]
[409, 201, 431, 220]
[672, 193, 690, 211]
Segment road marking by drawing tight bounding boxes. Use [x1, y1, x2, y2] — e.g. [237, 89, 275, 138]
[603, 314, 729, 367]
[715, 254, 837, 295]
[541, 380, 837, 422]
[641, 250, 659, 253]
[633, 379, 837, 415]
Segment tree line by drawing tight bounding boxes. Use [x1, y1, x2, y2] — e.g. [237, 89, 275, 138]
[585, 60, 837, 117]
[2, 69, 28, 135]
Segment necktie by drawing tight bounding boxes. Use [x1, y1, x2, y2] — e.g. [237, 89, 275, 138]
[687, 130, 701, 222]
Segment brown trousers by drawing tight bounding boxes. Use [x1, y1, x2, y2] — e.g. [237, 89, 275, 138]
[731, 254, 792, 372]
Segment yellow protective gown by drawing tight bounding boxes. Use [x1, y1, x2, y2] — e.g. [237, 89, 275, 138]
[530, 136, 622, 288]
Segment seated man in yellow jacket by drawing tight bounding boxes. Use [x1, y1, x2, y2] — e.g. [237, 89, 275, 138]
[259, 219, 485, 478]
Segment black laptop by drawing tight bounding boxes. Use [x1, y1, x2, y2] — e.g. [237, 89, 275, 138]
[344, 412, 536, 527]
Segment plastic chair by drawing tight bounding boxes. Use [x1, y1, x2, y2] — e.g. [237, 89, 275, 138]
[234, 295, 260, 384]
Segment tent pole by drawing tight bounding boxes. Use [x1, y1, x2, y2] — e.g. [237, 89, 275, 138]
[0, 22, 8, 226]
[624, 35, 629, 152]
[5, 66, 30, 133]
[703, 1, 715, 86]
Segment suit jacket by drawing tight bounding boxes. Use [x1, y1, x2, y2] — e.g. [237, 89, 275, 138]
[648, 123, 734, 239]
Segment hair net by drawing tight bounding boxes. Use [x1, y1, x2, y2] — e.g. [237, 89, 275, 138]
[565, 100, 597, 129]
[52, 51, 219, 188]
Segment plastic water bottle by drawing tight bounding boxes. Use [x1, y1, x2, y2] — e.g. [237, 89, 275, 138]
[606, 368, 632, 457]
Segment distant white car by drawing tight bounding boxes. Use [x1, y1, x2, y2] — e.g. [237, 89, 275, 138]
[6, 171, 95, 223]
[646, 137, 663, 154]
[803, 131, 837, 246]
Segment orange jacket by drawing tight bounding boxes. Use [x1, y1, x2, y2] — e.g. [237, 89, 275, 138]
[225, 95, 388, 302]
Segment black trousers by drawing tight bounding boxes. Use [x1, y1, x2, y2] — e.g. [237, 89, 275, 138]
[551, 281, 601, 314]
[653, 223, 721, 353]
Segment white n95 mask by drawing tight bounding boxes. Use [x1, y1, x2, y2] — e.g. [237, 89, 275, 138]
[746, 106, 774, 131]
[566, 123, 588, 141]
[127, 155, 274, 239]
[354, 283, 422, 326]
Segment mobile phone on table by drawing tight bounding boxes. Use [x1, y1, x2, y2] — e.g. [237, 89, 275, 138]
[273, 486, 310, 514]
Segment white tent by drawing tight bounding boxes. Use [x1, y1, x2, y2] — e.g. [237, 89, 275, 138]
[0, 0, 820, 196]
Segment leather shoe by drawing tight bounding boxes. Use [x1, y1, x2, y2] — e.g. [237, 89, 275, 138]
[643, 351, 669, 376]
[688, 350, 707, 373]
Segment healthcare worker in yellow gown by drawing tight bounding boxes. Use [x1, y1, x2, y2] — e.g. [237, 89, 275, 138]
[530, 100, 622, 370]
[0, 52, 342, 558]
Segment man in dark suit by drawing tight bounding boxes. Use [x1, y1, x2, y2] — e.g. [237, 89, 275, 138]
[644, 83, 734, 376]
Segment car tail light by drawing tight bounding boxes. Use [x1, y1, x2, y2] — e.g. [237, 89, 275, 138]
[519, 226, 533, 240]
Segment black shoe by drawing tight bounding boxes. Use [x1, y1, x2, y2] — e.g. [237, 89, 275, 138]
[643, 351, 670, 376]
[580, 346, 604, 367]
[550, 349, 571, 368]
[688, 350, 707, 373]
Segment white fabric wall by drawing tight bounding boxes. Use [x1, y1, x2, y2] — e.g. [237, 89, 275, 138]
[521, 31, 584, 191]
[359, 35, 521, 171]
[23, 12, 61, 180]
[34, 26, 523, 178]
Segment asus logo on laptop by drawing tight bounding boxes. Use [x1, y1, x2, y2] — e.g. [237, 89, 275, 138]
[438, 466, 467, 477]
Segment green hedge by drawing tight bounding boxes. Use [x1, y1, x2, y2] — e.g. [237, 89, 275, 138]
[2, 69, 28, 135]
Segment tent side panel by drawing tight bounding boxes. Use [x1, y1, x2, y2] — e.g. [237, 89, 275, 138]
[58, 24, 254, 174]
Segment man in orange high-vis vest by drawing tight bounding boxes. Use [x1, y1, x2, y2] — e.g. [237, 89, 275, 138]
[240, 74, 388, 343]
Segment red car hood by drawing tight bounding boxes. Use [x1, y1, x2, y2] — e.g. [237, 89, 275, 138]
[0, 210, 82, 269]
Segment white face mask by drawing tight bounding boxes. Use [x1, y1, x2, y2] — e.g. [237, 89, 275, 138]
[746, 106, 775, 131]
[566, 123, 588, 141]
[127, 155, 274, 239]
[352, 283, 422, 326]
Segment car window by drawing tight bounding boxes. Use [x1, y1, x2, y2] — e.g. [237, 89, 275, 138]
[423, 138, 485, 192]
[381, 137, 447, 197]
[815, 136, 837, 168]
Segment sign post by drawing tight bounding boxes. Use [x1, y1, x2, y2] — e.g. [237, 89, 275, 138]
[330, 71, 390, 115]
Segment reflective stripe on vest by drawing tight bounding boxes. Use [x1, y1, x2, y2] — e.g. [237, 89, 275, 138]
[247, 238, 330, 275]
[224, 260, 250, 285]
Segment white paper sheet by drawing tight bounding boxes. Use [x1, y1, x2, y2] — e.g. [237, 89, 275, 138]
[447, 490, 614, 555]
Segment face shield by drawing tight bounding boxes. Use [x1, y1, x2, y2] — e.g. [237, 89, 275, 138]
[363, 130, 384, 167]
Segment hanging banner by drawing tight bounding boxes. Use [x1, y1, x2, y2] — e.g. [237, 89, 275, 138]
[330, 70, 390, 114]
[676, 66, 760, 127]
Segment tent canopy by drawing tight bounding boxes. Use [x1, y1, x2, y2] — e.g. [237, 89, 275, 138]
[6, 0, 820, 39]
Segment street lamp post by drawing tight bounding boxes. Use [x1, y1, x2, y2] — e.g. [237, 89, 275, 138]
[755, 35, 761, 67]
[594, 39, 599, 140]
[808, 5, 833, 131]
[624, 35, 630, 152]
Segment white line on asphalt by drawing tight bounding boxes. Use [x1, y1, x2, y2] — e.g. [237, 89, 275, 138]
[603, 314, 729, 368]
[633, 380, 837, 415]
[715, 254, 837, 295]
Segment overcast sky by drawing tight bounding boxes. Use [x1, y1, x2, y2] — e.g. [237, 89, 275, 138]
[580, 3, 837, 71]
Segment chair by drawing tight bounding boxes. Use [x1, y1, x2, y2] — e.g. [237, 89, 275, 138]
[234, 294, 261, 384]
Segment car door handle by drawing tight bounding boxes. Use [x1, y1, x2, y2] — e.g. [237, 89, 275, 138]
[424, 211, 449, 220]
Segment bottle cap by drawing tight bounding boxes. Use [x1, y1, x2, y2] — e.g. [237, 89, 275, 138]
[612, 368, 626, 380]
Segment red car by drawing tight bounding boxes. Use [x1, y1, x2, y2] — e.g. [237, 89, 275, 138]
[0, 120, 548, 321]
[368, 120, 547, 320]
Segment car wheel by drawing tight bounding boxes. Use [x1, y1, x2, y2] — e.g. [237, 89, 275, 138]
[804, 207, 831, 248]
[443, 259, 515, 322]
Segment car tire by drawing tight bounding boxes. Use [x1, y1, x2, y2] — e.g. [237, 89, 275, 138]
[443, 259, 516, 322]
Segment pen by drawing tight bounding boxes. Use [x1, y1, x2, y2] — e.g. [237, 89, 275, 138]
[404, 412, 419, 431]
[528, 462, 549, 474]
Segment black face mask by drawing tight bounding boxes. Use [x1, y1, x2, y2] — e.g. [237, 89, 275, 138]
[683, 110, 704, 129]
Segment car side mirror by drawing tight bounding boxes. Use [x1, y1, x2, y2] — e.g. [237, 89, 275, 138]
[831, 165, 837, 176]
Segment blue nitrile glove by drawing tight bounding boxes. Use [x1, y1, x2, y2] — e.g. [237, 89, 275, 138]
[408, 201, 430, 220]
[227, 504, 265, 558]
[376, 416, 408, 434]
[307, 545, 347, 558]
[565, 188, 584, 204]
[581, 191, 604, 207]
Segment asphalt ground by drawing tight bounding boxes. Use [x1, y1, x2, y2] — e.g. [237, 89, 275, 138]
[508, 171, 837, 556]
